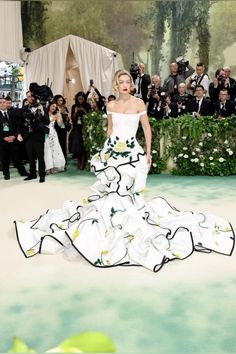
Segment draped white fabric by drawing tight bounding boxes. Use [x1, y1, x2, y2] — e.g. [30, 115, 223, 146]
[24, 35, 121, 98]
[0, 1, 23, 63]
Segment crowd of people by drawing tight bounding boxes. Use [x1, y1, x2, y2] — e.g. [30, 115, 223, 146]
[0, 61, 235, 182]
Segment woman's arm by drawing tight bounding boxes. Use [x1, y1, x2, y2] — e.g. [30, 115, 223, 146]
[107, 113, 113, 137]
[140, 113, 152, 166]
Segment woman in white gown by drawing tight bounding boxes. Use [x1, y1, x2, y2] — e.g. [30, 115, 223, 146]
[44, 102, 66, 173]
[15, 70, 234, 272]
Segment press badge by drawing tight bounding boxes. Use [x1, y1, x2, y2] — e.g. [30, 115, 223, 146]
[3, 124, 9, 132]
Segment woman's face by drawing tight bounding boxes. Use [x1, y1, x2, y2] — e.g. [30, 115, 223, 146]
[57, 97, 64, 106]
[117, 74, 131, 94]
[50, 103, 57, 112]
[77, 96, 84, 105]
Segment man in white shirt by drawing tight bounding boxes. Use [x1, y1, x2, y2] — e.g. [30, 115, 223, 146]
[188, 62, 209, 95]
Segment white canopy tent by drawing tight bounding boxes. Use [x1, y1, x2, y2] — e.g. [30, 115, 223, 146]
[24, 35, 123, 109]
[0, 0, 23, 63]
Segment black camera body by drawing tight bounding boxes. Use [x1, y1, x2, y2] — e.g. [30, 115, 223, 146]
[159, 91, 167, 108]
[130, 63, 139, 81]
[29, 82, 53, 109]
[178, 93, 189, 105]
[218, 75, 225, 85]
[175, 56, 189, 76]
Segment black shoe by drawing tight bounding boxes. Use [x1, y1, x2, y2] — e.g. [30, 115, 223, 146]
[24, 175, 37, 181]
[39, 176, 45, 183]
[4, 175, 10, 180]
[20, 172, 30, 177]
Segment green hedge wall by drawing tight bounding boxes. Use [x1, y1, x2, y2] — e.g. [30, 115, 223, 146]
[83, 112, 236, 176]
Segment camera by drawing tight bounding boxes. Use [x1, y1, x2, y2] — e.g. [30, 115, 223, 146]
[190, 76, 197, 89]
[178, 93, 189, 105]
[130, 63, 139, 81]
[29, 82, 53, 109]
[175, 55, 189, 75]
[159, 91, 167, 108]
[218, 75, 225, 85]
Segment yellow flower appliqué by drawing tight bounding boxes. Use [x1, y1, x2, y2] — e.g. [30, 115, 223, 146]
[26, 248, 35, 256]
[72, 229, 79, 241]
[113, 141, 128, 153]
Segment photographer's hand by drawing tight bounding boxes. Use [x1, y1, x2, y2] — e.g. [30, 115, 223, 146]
[17, 134, 23, 142]
[213, 78, 218, 88]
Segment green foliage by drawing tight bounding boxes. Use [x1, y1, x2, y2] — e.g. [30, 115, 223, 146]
[82, 112, 236, 177]
[8, 332, 115, 353]
[161, 115, 236, 176]
[21, 1, 49, 49]
[43, 0, 149, 68]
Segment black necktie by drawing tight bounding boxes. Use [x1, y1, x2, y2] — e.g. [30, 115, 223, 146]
[4, 112, 9, 121]
[197, 100, 200, 112]
[138, 76, 142, 94]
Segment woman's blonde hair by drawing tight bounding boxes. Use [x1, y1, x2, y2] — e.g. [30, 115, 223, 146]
[112, 69, 135, 92]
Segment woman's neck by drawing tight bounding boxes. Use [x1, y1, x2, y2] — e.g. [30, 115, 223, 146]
[117, 93, 131, 102]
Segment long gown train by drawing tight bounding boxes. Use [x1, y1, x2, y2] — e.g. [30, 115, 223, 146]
[15, 111, 235, 272]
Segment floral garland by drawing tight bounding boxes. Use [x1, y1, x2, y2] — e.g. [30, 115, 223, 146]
[82, 112, 236, 176]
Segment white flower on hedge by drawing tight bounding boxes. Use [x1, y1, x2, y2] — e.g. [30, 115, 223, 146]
[173, 157, 177, 162]
[207, 133, 212, 137]
[199, 154, 203, 158]
[228, 150, 233, 155]
[103, 127, 107, 131]
[194, 158, 199, 162]
[182, 147, 188, 150]
[213, 148, 218, 152]
[200, 162, 204, 167]
[152, 163, 157, 167]
[195, 148, 200, 152]
[190, 159, 195, 162]
[192, 152, 196, 155]
[102, 113, 107, 118]
[209, 156, 214, 160]
[178, 153, 183, 157]
[210, 162, 215, 166]
[152, 150, 157, 154]
[182, 136, 187, 140]
[224, 140, 229, 144]
[199, 142, 203, 146]
[184, 154, 189, 158]
[219, 157, 225, 163]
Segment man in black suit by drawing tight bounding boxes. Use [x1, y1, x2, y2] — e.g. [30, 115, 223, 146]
[187, 85, 212, 117]
[0, 97, 29, 180]
[212, 89, 235, 118]
[134, 63, 151, 103]
[18, 91, 49, 183]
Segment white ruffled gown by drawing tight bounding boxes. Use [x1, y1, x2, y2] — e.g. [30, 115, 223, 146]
[44, 115, 65, 172]
[15, 111, 234, 272]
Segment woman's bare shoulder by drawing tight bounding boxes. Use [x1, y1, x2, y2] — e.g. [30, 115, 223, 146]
[130, 96, 146, 112]
[107, 100, 116, 112]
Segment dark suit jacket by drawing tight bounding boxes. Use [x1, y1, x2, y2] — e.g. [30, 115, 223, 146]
[187, 98, 212, 116]
[0, 110, 18, 142]
[212, 100, 235, 118]
[137, 74, 151, 103]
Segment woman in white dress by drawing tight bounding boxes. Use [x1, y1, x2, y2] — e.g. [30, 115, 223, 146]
[44, 102, 66, 174]
[15, 70, 234, 272]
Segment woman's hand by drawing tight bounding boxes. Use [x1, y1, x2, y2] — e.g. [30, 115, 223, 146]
[146, 153, 152, 168]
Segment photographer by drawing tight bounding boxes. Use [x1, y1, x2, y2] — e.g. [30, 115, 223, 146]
[151, 93, 178, 120]
[134, 63, 151, 103]
[187, 63, 209, 95]
[212, 89, 235, 119]
[209, 68, 231, 103]
[147, 75, 164, 118]
[163, 59, 194, 98]
[172, 83, 192, 116]
[0, 97, 29, 180]
[18, 91, 49, 183]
